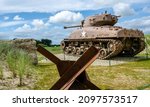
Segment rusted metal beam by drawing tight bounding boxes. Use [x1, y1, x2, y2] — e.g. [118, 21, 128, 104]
[37, 45, 100, 90]
[57, 61, 75, 76]
[50, 46, 99, 90]
[37, 45, 61, 65]
[60, 71, 91, 90]
[85, 80, 100, 90]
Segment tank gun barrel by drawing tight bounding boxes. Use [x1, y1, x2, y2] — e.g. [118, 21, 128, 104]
[116, 15, 121, 18]
[64, 25, 82, 29]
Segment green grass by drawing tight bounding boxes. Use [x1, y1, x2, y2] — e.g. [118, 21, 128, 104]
[37, 46, 63, 62]
[6, 49, 17, 77]
[87, 59, 150, 90]
[16, 50, 33, 86]
[1, 38, 150, 90]
[145, 35, 150, 46]
[6, 48, 34, 86]
[34, 39, 150, 90]
[45, 46, 63, 54]
[136, 35, 150, 57]
[33, 46, 62, 89]
[0, 42, 35, 87]
[0, 64, 3, 79]
[33, 63, 59, 90]
[32, 57, 150, 90]
[0, 42, 12, 61]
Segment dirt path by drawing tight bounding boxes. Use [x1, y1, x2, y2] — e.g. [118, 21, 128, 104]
[39, 54, 147, 66]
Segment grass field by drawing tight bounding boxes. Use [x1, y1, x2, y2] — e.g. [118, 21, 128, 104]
[0, 35, 150, 90]
[33, 57, 150, 90]
[37, 46, 63, 62]
[87, 59, 150, 90]
[34, 37, 150, 90]
[34, 35, 150, 90]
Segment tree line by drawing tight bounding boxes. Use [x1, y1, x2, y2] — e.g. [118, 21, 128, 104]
[36, 39, 52, 47]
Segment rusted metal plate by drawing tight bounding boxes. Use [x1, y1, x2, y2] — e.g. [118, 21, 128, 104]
[50, 46, 99, 90]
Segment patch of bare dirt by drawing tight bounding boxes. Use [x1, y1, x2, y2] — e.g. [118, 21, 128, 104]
[0, 62, 36, 90]
[39, 54, 146, 66]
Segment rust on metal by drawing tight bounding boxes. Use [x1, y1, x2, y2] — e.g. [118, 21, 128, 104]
[37, 45, 100, 90]
[37, 45, 61, 65]
[50, 46, 99, 90]
[61, 12, 145, 59]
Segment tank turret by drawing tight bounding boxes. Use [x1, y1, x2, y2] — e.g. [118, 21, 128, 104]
[61, 12, 145, 59]
[83, 11, 120, 27]
[64, 11, 120, 29]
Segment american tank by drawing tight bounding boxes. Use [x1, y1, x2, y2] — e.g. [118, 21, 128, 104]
[61, 11, 145, 59]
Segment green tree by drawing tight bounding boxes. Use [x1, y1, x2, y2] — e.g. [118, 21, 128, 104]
[41, 39, 52, 46]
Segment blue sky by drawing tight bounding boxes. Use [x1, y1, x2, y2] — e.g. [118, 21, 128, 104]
[0, 0, 150, 44]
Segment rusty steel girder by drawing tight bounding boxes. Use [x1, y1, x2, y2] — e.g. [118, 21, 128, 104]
[37, 45, 100, 90]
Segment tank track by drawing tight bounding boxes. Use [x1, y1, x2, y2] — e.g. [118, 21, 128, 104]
[61, 39, 124, 59]
[120, 38, 145, 57]
[132, 39, 145, 56]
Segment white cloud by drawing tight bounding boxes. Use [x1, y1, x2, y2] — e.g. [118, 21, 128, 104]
[13, 15, 24, 21]
[0, 0, 148, 13]
[0, 21, 26, 28]
[113, 3, 136, 16]
[32, 19, 45, 29]
[14, 24, 33, 33]
[49, 11, 84, 23]
[118, 16, 150, 34]
[0, 0, 150, 43]
[12, 24, 66, 44]
[4, 16, 9, 20]
[143, 6, 150, 13]
[14, 19, 46, 33]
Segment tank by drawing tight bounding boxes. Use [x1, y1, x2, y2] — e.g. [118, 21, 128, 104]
[61, 11, 145, 59]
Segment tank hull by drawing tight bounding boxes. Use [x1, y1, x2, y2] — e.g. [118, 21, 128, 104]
[61, 13, 145, 59]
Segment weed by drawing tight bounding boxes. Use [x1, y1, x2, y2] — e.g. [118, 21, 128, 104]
[33, 63, 59, 89]
[45, 46, 63, 54]
[0, 43, 12, 60]
[0, 64, 3, 79]
[6, 49, 17, 78]
[16, 50, 32, 86]
[1, 42, 34, 86]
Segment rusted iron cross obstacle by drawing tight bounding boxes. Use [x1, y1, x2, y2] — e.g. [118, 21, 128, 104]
[37, 45, 100, 90]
